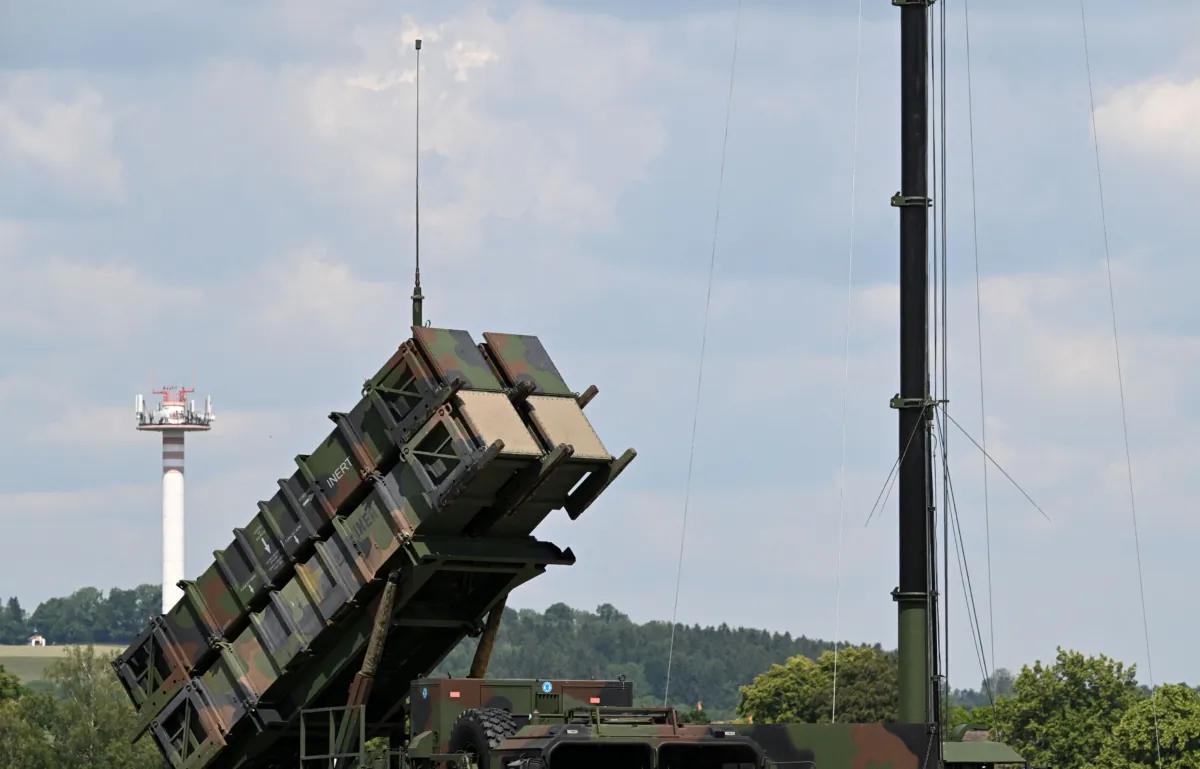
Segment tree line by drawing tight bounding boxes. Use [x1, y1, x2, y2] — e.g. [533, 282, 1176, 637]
[5, 639, 1194, 768]
[0, 586, 159, 645]
[8, 585, 1198, 767]
[2, 585, 896, 719]
[736, 645, 1200, 769]
[436, 601, 889, 718]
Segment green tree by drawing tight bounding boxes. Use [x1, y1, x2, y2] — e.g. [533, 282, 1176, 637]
[735, 651, 820, 723]
[102, 586, 160, 642]
[989, 667, 1015, 698]
[0, 663, 24, 702]
[995, 647, 1143, 769]
[28, 588, 107, 644]
[951, 667, 1014, 710]
[5, 588, 882, 719]
[32, 645, 163, 769]
[1090, 684, 1200, 769]
[0, 699, 53, 769]
[435, 603, 847, 719]
[736, 646, 897, 724]
[949, 703, 996, 732]
[0, 596, 29, 644]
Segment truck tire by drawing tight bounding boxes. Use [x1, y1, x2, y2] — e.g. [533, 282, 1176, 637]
[448, 707, 518, 769]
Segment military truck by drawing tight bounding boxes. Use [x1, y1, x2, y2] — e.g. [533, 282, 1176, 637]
[298, 675, 944, 769]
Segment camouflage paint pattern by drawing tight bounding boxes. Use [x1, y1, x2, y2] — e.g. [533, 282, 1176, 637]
[111, 618, 197, 738]
[239, 514, 290, 589]
[387, 406, 509, 535]
[364, 338, 443, 396]
[162, 535, 576, 767]
[145, 683, 229, 769]
[493, 717, 762, 767]
[733, 722, 933, 769]
[408, 677, 635, 754]
[200, 649, 260, 732]
[114, 327, 636, 769]
[482, 332, 574, 396]
[462, 445, 568, 538]
[189, 563, 247, 640]
[332, 477, 416, 579]
[161, 589, 221, 671]
[257, 479, 321, 560]
[115, 593, 224, 730]
[492, 715, 934, 769]
[246, 589, 315, 672]
[227, 627, 282, 703]
[413, 326, 504, 391]
[353, 340, 452, 468]
[292, 538, 363, 629]
[292, 411, 378, 526]
[212, 534, 271, 613]
[279, 576, 327, 641]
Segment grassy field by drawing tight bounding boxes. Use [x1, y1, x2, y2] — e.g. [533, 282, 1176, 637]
[0, 644, 125, 682]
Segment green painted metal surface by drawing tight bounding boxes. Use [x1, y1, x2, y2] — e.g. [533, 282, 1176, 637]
[942, 739, 1027, 765]
[111, 327, 635, 769]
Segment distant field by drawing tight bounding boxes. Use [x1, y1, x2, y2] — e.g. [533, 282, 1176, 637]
[0, 644, 125, 682]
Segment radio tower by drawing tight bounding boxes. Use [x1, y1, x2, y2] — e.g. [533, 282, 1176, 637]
[135, 386, 214, 613]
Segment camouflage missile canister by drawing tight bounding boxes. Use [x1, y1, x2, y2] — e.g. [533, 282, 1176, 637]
[112, 326, 635, 769]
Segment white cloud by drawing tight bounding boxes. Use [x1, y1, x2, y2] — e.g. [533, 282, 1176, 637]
[445, 40, 498, 82]
[113, 6, 667, 266]
[249, 243, 395, 342]
[1096, 76, 1200, 170]
[0, 228, 203, 348]
[0, 74, 126, 203]
[5, 0, 1200, 689]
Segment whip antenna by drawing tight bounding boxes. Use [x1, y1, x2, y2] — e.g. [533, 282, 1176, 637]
[411, 38, 424, 327]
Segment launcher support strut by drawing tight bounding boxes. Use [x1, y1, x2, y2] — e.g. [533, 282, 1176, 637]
[333, 569, 402, 759]
[469, 597, 507, 677]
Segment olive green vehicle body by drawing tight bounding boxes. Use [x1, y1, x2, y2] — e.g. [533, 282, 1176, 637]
[481, 715, 938, 769]
[386, 681, 1024, 769]
[408, 678, 635, 751]
[111, 327, 636, 769]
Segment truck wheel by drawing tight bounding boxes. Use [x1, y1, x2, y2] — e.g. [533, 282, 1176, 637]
[448, 707, 517, 769]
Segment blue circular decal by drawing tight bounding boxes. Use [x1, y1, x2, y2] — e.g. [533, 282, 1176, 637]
[422, 687, 428, 699]
[541, 681, 553, 693]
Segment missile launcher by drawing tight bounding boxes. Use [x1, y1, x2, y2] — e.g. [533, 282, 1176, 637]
[112, 327, 635, 769]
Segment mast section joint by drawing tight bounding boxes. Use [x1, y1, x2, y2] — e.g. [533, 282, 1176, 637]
[891, 0, 935, 6]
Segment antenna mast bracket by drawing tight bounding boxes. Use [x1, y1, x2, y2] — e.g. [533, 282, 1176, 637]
[889, 394, 944, 411]
[890, 193, 932, 208]
[891, 0, 935, 6]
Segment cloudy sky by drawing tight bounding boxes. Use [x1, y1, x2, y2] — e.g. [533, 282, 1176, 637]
[3, 0, 1199, 691]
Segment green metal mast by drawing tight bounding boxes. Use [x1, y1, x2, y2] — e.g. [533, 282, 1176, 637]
[890, 0, 938, 729]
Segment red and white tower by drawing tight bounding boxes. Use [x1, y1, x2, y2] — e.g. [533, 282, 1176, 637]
[135, 386, 214, 613]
